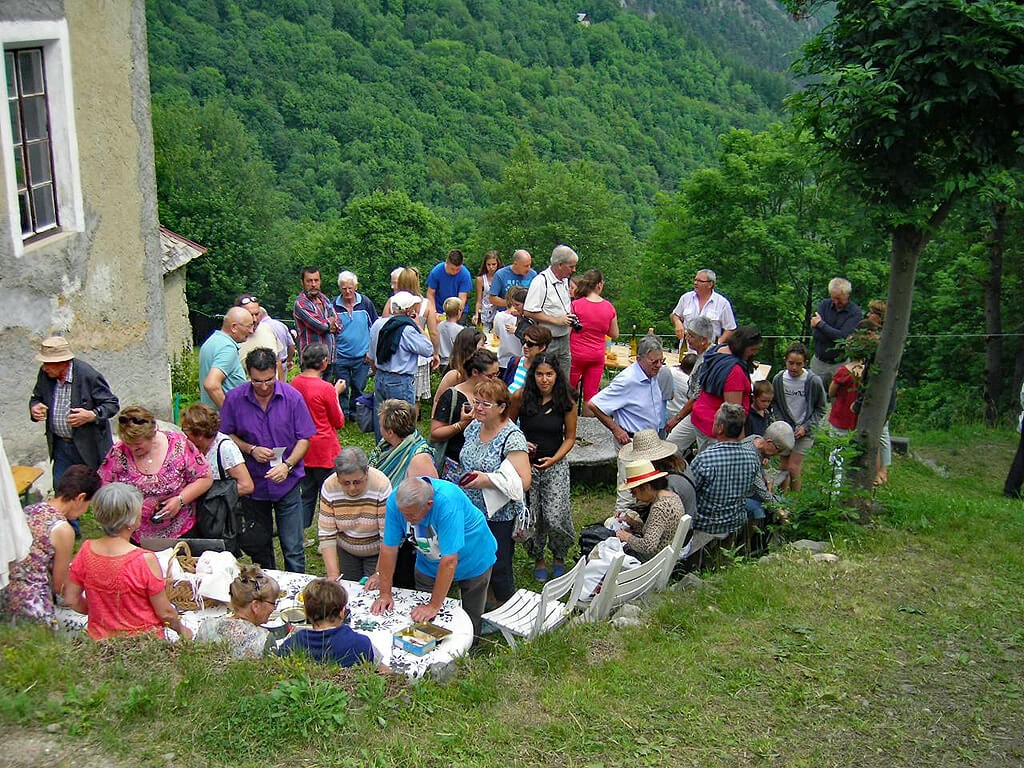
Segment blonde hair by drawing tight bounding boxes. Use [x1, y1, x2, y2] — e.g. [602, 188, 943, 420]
[116, 405, 157, 443]
[443, 296, 463, 318]
[228, 565, 280, 610]
[396, 267, 422, 296]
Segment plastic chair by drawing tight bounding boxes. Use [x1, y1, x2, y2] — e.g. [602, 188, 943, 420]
[582, 546, 673, 623]
[657, 514, 693, 589]
[482, 557, 587, 647]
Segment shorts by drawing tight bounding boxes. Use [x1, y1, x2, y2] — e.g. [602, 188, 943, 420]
[415, 362, 432, 400]
[792, 434, 815, 455]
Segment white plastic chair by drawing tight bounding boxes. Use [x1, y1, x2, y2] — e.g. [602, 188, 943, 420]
[481, 557, 587, 647]
[581, 544, 673, 622]
[657, 514, 693, 589]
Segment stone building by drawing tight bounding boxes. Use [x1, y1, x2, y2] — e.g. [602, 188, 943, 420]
[0, 0, 172, 464]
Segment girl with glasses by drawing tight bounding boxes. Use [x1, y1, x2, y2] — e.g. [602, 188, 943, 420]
[195, 565, 280, 658]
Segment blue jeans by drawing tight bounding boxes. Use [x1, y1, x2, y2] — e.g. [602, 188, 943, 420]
[333, 355, 370, 419]
[373, 370, 416, 441]
[53, 438, 85, 535]
[246, 485, 306, 573]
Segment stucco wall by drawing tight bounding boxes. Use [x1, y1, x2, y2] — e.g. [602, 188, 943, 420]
[164, 270, 193, 358]
[0, 0, 170, 464]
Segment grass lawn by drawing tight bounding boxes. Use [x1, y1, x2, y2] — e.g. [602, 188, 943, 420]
[1, 426, 1022, 767]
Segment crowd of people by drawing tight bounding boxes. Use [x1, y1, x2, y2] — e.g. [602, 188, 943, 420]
[3, 249, 909, 663]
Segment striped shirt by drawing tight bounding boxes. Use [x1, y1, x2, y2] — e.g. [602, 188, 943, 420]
[317, 467, 392, 557]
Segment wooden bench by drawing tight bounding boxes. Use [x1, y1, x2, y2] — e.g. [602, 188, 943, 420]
[12, 465, 43, 503]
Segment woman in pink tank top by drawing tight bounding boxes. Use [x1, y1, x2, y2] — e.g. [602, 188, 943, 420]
[569, 270, 619, 403]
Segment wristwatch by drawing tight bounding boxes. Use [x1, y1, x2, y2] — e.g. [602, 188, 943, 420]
[283, 460, 294, 471]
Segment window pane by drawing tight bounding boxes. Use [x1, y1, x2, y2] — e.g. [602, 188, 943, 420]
[27, 140, 52, 184]
[9, 99, 21, 143]
[13, 146, 25, 188]
[22, 95, 47, 141]
[5, 52, 14, 92]
[31, 183, 57, 230]
[17, 49, 44, 96]
[18, 190, 32, 235]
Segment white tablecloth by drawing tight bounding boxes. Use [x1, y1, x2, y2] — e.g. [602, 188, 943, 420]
[55, 569, 474, 679]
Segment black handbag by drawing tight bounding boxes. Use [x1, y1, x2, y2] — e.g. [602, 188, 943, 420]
[194, 440, 242, 555]
[578, 522, 615, 559]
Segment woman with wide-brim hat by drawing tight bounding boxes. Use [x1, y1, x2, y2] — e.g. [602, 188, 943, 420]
[619, 429, 696, 518]
[615, 459, 685, 562]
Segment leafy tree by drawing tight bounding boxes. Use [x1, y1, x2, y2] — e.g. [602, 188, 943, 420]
[786, 0, 1024, 496]
[470, 144, 640, 316]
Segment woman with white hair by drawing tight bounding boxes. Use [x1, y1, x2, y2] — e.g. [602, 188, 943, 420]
[64, 483, 191, 640]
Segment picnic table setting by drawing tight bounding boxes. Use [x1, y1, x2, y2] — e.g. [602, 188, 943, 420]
[54, 545, 473, 679]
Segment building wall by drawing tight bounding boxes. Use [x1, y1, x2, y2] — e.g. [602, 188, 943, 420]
[0, 0, 170, 464]
[164, 270, 193, 358]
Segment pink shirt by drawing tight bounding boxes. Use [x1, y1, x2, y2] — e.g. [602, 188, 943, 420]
[99, 430, 211, 540]
[290, 374, 344, 468]
[691, 364, 751, 437]
[68, 542, 166, 640]
[569, 297, 617, 362]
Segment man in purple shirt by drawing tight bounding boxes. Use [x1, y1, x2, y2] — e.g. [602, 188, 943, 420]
[220, 348, 316, 572]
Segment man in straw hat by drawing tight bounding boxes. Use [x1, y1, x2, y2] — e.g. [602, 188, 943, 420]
[29, 336, 120, 491]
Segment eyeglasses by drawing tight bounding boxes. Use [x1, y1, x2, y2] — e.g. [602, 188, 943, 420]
[471, 400, 498, 409]
[644, 357, 666, 368]
[118, 415, 152, 426]
[694, 278, 713, 284]
[250, 376, 276, 387]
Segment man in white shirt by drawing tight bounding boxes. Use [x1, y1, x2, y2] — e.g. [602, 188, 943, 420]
[523, 244, 578, 378]
[670, 269, 737, 352]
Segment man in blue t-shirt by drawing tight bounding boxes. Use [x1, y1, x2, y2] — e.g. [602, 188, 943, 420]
[426, 249, 473, 316]
[488, 249, 537, 309]
[371, 477, 496, 638]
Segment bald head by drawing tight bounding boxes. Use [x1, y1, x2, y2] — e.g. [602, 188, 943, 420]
[223, 307, 255, 343]
[511, 249, 533, 276]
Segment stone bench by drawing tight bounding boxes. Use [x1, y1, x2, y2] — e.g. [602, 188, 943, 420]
[567, 416, 619, 487]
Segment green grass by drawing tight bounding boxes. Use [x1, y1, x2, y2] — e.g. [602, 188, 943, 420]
[3, 427, 1023, 766]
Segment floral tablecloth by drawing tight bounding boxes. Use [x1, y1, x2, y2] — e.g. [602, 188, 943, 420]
[55, 570, 473, 679]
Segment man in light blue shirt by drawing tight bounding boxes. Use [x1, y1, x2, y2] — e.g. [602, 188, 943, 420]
[198, 307, 254, 408]
[588, 335, 667, 511]
[488, 249, 537, 309]
[332, 270, 378, 420]
[368, 291, 435, 440]
[372, 477, 496, 638]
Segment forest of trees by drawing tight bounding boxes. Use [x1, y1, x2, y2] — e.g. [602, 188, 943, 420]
[147, 0, 1023, 427]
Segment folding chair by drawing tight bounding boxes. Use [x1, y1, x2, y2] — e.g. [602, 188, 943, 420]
[482, 557, 587, 647]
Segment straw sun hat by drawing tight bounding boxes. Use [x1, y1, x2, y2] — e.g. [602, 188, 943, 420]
[618, 428, 677, 463]
[617, 459, 668, 491]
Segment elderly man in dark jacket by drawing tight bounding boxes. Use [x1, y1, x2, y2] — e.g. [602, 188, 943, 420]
[29, 336, 120, 488]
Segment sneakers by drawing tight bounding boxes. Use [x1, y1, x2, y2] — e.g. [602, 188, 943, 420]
[533, 566, 548, 581]
[551, 562, 566, 578]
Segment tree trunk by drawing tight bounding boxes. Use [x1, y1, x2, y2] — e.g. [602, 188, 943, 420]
[982, 203, 1006, 426]
[852, 198, 955, 508]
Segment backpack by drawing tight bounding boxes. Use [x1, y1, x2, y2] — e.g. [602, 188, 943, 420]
[194, 439, 242, 555]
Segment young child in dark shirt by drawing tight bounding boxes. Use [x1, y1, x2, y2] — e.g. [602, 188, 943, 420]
[745, 379, 774, 438]
[279, 578, 378, 668]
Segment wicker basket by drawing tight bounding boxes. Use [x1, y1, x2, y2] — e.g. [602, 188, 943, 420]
[164, 541, 204, 611]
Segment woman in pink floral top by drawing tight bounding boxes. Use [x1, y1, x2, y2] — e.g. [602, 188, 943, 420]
[1, 465, 100, 629]
[98, 405, 212, 540]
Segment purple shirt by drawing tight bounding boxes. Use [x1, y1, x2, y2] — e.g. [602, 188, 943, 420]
[219, 381, 316, 501]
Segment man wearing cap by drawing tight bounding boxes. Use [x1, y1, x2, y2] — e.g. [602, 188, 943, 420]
[198, 307, 255, 408]
[367, 291, 436, 441]
[743, 421, 795, 524]
[236, 294, 284, 380]
[293, 266, 340, 378]
[684, 403, 771, 568]
[29, 336, 120, 490]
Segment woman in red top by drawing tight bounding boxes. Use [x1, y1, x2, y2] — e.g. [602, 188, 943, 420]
[65, 482, 190, 640]
[828, 321, 878, 434]
[690, 326, 762, 450]
[569, 269, 619, 403]
[290, 342, 346, 528]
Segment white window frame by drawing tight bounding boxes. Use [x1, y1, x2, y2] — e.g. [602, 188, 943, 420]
[0, 19, 83, 256]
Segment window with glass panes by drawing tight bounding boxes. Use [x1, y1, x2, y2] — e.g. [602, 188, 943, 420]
[5, 47, 59, 240]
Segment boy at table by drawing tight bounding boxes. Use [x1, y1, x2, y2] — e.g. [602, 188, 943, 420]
[370, 477, 496, 639]
[279, 579, 379, 667]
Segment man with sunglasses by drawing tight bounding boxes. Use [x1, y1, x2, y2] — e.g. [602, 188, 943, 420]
[30, 336, 120, 495]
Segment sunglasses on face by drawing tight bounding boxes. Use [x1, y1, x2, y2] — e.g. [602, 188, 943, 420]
[118, 416, 152, 426]
[239, 297, 258, 305]
[522, 341, 541, 349]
